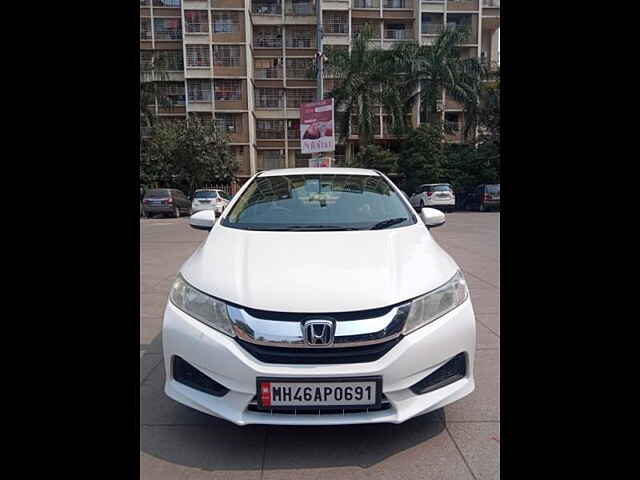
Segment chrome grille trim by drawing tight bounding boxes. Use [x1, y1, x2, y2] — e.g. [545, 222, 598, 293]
[227, 303, 411, 349]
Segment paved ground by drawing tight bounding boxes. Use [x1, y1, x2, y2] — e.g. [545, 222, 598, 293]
[140, 212, 500, 480]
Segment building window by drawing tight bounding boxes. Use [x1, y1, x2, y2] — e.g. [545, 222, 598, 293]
[153, 0, 181, 6]
[286, 0, 314, 16]
[262, 150, 284, 170]
[213, 45, 241, 67]
[140, 0, 150, 6]
[255, 88, 284, 108]
[158, 82, 186, 106]
[286, 27, 314, 48]
[287, 120, 300, 139]
[186, 45, 210, 67]
[257, 120, 285, 139]
[295, 151, 311, 167]
[286, 58, 314, 79]
[252, 0, 282, 15]
[383, 0, 407, 8]
[212, 12, 240, 33]
[154, 18, 182, 40]
[140, 18, 152, 40]
[155, 50, 184, 70]
[187, 80, 212, 102]
[323, 12, 348, 34]
[214, 79, 242, 101]
[255, 58, 283, 79]
[215, 113, 239, 133]
[286, 89, 315, 108]
[184, 10, 209, 33]
[254, 27, 282, 48]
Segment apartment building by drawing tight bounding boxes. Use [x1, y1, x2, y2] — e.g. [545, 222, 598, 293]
[140, 0, 500, 181]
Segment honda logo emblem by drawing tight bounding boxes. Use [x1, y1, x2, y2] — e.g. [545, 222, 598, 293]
[302, 319, 335, 346]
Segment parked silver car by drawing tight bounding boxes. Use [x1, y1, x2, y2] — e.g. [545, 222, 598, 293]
[191, 189, 231, 215]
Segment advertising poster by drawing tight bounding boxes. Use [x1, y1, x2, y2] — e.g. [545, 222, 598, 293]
[300, 99, 335, 155]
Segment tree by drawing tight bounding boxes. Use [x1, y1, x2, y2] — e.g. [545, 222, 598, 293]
[389, 27, 486, 139]
[325, 26, 391, 148]
[142, 116, 238, 193]
[396, 123, 447, 194]
[477, 73, 500, 171]
[349, 145, 398, 174]
[140, 51, 175, 131]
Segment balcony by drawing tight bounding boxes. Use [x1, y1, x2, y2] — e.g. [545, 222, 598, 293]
[255, 66, 283, 79]
[252, 1, 282, 14]
[352, 24, 381, 39]
[353, 0, 379, 7]
[285, 1, 315, 15]
[384, 28, 413, 40]
[483, 0, 499, 5]
[254, 30, 283, 47]
[422, 22, 443, 35]
[257, 128, 285, 139]
[287, 121, 300, 139]
[285, 31, 315, 48]
[255, 89, 285, 108]
[185, 23, 209, 33]
[324, 23, 348, 34]
[383, 0, 409, 7]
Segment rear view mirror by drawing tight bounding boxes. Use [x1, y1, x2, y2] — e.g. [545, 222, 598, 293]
[419, 208, 446, 228]
[190, 210, 216, 231]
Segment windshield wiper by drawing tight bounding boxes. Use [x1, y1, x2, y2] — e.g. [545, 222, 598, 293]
[370, 217, 407, 230]
[284, 225, 362, 231]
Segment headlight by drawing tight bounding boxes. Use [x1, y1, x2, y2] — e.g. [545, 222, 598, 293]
[403, 270, 468, 334]
[169, 274, 235, 337]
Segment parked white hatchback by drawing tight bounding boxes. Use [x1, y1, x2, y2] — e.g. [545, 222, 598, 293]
[163, 168, 476, 426]
[191, 189, 231, 215]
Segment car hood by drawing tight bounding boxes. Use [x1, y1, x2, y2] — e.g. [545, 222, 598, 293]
[180, 223, 459, 313]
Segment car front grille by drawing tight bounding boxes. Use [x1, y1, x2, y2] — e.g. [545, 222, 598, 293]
[235, 336, 402, 365]
[246, 395, 392, 415]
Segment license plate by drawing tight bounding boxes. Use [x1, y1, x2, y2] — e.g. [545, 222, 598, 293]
[256, 377, 382, 410]
[200, 200, 211, 204]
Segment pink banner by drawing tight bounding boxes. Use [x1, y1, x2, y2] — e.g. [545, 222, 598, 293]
[300, 99, 335, 155]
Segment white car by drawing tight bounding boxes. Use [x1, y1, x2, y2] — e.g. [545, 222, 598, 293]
[163, 168, 476, 426]
[191, 189, 231, 215]
[410, 184, 456, 212]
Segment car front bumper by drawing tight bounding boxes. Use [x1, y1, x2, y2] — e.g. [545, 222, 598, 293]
[162, 298, 476, 426]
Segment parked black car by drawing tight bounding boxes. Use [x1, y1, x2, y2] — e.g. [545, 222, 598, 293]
[464, 184, 500, 212]
[142, 188, 191, 218]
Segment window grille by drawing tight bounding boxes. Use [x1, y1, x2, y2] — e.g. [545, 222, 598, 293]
[286, 0, 314, 16]
[214, 79, 242, 101]
[184, 10, 209, 33]
[140, 18, 152, 40]
[186, 45, 210, 67]
[252, 1, 282, 15]
[255, 58, 283, 79]
[154, 18, 182, 40]
[353, 0, 379, 7]
[383, 0, 406, 7]
[323, 12, 348, 34]
[158, 82, 186, 106]
[215, 113, 239, 133]
[213, 45, 241, 67]
[286, 28, 314, 48]
[287, 120, 300, 139]
[153, 0, 181, 6]
[253, 27, 283, 48]
[286, 89, 315, 108]
[156, 50, 184, 70]
[286, 58, 314, 79]
[188, 80, 212, 102]
[262, 150, 284, 169]
[140, 0, 150, 6]
[255, 88, 284, 108]
[257, 120, 285, 139]
[212, 12, 240, 34]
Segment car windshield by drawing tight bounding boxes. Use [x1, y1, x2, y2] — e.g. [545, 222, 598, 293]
[145, 189, 170, 198]
[486, 185, 500, 194]
[222, 174, 416, 231]
[194, 191, 217, 199]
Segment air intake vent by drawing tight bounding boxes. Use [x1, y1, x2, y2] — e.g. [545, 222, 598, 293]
[410, 353, 466, 395]
[173, 356, 229, 397]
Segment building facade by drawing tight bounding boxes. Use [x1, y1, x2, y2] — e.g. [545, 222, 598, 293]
[140, 0, 500, 183]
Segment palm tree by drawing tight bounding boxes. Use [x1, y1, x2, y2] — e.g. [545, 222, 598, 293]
[324, 26, 391, 149]
[388, 27, 486, 140]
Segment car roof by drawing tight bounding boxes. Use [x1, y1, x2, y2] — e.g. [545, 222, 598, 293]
[259, 167, 380, 177]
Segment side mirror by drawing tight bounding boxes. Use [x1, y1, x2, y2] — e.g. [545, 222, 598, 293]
[419, 208, 446, 228]
[190, 210, 216, 231]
